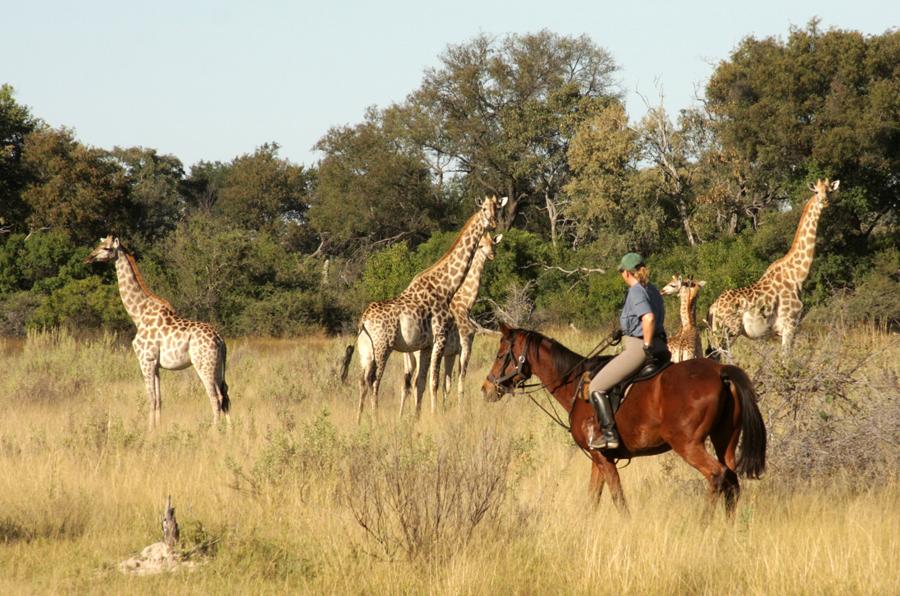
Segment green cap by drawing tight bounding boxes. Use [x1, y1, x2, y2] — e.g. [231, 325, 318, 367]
[618, 252, 644, 272]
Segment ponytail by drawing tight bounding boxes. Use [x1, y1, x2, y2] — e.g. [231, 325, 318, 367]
[634, 265, 650, 286]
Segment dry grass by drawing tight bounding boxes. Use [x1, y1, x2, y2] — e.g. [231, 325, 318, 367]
[0, 325, 897, 594]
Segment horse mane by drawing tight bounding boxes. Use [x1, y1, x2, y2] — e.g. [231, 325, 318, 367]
[517, 328, 611, 383]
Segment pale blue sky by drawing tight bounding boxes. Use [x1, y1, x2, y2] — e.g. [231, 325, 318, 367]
[3, 1, 896, 168]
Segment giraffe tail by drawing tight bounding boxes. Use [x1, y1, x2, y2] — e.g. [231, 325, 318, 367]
[339, 344, 354, 383]
[219, 341, 231, 413]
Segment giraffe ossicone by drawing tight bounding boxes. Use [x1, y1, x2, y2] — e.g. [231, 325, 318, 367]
[85, 235, 231, 430]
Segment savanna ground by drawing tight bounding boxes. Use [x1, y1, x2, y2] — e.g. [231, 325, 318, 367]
[0, 323, 897, 594]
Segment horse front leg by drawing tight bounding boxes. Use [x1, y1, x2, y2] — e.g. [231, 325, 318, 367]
[596, 455, 628, 515]
[589, 460, 606, 507]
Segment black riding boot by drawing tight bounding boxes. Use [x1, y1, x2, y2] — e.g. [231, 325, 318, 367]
[588, 390, 620, 450]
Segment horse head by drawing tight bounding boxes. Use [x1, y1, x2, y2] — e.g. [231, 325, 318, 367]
[482, 324, 534, 401]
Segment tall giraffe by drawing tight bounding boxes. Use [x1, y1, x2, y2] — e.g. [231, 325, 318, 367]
[707, 179, 838, 355]
[660, 274, 705, 362]
[354, 196, 506, 422]
[85, 236, 230, 429]
[401, 233, 502, 409]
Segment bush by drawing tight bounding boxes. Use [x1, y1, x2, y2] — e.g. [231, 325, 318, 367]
[28, 276, 130, 332]
[343, 424, 523, 560]
[742, 323, 898, 482]
[0, 291, 42, 336]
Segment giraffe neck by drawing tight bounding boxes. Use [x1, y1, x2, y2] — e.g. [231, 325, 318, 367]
[453, 248, 489, 311]
[114, 251, 173, 325]
[679, 289, 697, 331]
[778, 194, 825, 284]
[404, 211, 486, 302]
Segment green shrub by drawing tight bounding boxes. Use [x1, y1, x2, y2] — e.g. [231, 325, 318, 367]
[28, 276, 130, 332]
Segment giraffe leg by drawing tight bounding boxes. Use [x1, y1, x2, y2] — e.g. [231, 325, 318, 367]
[414, 349, 431, 418]
[779, 305, 801, 356]
[442, 350, 455, 406]
[428, 333, 448, 415]
[190, 342, 223, 427]
[138, 357, 160, 431]
[400, 352, 416, 418]
[370, 345, 390, 418]
[355, 332, 375, 425]
[457, 332, 475, 403]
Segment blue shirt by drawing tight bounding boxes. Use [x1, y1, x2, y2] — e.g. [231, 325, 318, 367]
[620, 283, 665, 339]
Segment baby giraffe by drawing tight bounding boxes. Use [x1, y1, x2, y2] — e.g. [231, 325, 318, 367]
[660, 275, 706, 362]
[86, 236, 230, 429]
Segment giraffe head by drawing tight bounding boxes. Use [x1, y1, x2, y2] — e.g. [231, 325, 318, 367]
[85, 235, 121, 263]
[479, 196, 508, 230]
[479, 233, 503, 261]
[660, 274, 706, 299]
[808, 179, 839, 208]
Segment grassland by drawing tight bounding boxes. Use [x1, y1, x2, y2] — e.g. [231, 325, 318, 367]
[0, 325, 897, 594]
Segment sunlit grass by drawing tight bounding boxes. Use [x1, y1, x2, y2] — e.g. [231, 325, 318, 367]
[0, 326, 896, 594]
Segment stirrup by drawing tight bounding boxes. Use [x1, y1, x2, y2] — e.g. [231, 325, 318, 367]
[589, 429, 620, 451]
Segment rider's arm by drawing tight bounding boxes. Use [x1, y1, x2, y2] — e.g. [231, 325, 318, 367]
[640, 312, 655, 348]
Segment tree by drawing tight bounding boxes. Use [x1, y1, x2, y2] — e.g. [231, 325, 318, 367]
[111, 146, 185, 246]
[637, 92, 699, 246]
[181, 160, 231, 214]
[21, 126, 133, 244]
[310, 108, 446, 251]
[0, 85, 36, 233]
[565, 101, 666, 253]
[215, 143, 312, 235]
[408, 31, 619, 234]
[704, 21, 899, 239]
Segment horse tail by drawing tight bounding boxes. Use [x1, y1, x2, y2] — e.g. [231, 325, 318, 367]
[218, 340, 231, 414]
[339, 344, 354, 383]
[721, 364, 766, 479]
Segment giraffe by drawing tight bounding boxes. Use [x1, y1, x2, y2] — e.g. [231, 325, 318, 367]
[707, 179, 839, 356]
[354, 196, 506, 422]
[660, 274, 706, 362]
[85, 236, 230, 430]
[401, 233, 503, 407]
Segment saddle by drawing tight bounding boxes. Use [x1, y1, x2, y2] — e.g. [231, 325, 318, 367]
[578, 355, 671, 414]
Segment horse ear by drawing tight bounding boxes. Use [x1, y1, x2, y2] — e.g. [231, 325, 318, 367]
[498, 196, 508, 208]
[830, 180, 840, 191]
[499, 322, 511, 336]
[808, 181, 817, 192]
[698, 280, 706, 287]
[493, 234, 503, 245]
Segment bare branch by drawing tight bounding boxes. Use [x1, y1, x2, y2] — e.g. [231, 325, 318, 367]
[538, 264, 606, 276]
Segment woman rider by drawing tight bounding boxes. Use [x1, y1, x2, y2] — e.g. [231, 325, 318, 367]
[587, 252, 667, 450]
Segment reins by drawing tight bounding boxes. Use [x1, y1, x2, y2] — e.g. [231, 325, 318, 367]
[493, 328, 629, 465]
[507, 330, 623, 431]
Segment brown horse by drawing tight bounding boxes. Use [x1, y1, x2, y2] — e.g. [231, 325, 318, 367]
[481, 325, 766, 517]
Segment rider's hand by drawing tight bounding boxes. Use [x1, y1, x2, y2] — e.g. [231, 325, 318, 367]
[612, 329, 623, 341]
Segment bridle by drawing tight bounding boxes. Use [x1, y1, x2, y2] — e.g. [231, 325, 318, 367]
[485, 338, 534, 393]
[485, 329, 624, 435]
[485, 329, 631, 465]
